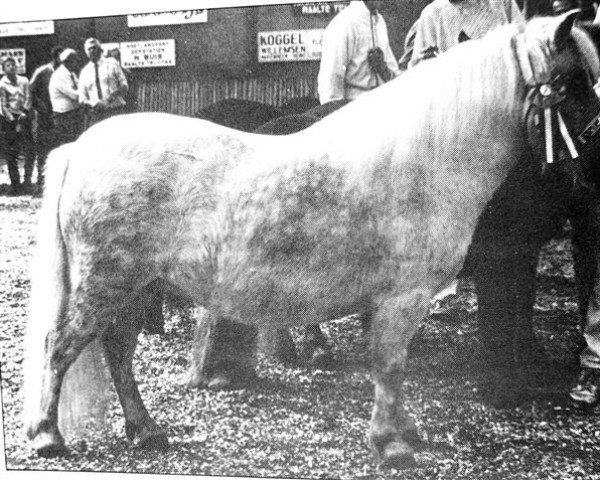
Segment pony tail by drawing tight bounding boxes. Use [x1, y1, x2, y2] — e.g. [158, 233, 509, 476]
[58, 339, 111, 436]
[23, 144, 111, 439]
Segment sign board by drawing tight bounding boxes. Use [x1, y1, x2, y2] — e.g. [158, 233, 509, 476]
[292, 2, 348, 16]
[0, 49, 26, 74]
[120, 39, 176, 69]
[127, 10, 207, 27]
[258, 29, 324, 63]
[0, 20, 54, 37]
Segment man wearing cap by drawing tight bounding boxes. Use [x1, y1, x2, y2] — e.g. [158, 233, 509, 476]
[317, 0, 400, 104]
[49, 48, 84, 146]
[30, 46, 64, 190]
[0, 56, 34, 195]
[78, 37, 128, 128]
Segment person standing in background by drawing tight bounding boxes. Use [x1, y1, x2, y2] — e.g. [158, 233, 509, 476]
[49, 48, 84, 146]
[106, 47, 137, 113]
[0, 56, 34, 195]
[78, 37, 128, 128]
[317, 0, 400, 104]
[29, 45, 64, 191]
[409, 0, 525, 67]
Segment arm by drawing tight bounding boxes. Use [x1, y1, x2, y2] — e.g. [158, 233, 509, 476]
[106, 60, 128, 103]
[29, 67, 44, 111]
[317, 21, 349, 104]
[55, 73, 79, 102]
[0, 85, 11, 121]
[409, 8, 439, 68]
[22, 78, 31, 114]
[77, 67, 95, 108]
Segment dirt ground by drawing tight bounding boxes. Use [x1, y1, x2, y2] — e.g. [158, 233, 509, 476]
[1, 167, 600, 479]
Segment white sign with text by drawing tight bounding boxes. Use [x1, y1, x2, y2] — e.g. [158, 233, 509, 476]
[0, 49, 26, 74]
[0, 20, 54, 37]
[120, 39, 176, 68]
[257, 29, 324, 63]
[128, 10, 207, 27]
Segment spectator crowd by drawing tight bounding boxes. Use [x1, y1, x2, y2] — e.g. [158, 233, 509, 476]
[0, 37, 130, 195]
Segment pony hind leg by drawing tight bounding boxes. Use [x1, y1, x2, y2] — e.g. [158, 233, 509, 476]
[26, 292, 111, 457]
[101, 287, 168, 449]
[368, 290, 430, 469]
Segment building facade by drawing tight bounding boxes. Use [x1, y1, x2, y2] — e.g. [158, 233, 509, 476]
[0, 0, 546, 116]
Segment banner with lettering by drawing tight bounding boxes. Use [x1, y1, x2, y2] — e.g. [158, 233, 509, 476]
[128, 10, 207, 27]
[257, 29, 324, 63]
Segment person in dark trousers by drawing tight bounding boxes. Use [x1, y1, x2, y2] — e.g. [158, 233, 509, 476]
[29, 45, 64, 191]
[0, 56, 34, 195]
[49, 48, 84, 146]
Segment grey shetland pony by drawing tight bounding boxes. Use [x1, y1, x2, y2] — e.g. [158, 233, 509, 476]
[23, 13, 600, 468]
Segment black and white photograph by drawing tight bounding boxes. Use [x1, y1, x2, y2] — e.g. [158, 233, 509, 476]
[2, 0, 600, 478]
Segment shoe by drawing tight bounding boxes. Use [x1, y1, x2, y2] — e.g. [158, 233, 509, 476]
[22, 181, 33, 195]
[569, 369, 600, 409]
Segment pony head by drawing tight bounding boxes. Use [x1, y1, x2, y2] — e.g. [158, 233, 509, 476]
[519, 11, 600, 193]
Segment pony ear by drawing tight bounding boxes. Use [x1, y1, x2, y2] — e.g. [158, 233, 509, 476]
[554, 9, 580, 50]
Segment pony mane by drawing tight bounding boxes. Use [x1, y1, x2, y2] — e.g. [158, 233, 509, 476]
[312, 22, 525, 165]
[309, 16, 599, 168]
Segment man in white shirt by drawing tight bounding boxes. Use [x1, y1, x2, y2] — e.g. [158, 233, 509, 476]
[49, 48, 83, 145]
[410, 0, 525, 67]
[317, 1, 400, 104]
[78, 37, 128, 128]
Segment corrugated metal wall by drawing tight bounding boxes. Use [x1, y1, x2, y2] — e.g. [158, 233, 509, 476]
[135, 74, 317, 116]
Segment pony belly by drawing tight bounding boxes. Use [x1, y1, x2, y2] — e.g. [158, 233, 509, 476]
[211, 262, 377, 328]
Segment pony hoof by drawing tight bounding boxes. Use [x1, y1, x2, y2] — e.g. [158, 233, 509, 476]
[207, 374, 233, 390]
[309, 347, 334, 370]
[379, 441, 417, 469]
[402, 429, 427, 451]
[137, 431, 169, 450]
[33, 431, 68, 458]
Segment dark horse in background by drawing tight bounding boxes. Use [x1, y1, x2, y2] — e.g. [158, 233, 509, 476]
[186, 25, 600, 408]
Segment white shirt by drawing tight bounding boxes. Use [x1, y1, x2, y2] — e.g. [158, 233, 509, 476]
[317, 1, 400, 103]
[410, 0, 525, 67]
[0, 74, 30, 121]
[78, 56, 128, 109]
[49, 64, 79, 113]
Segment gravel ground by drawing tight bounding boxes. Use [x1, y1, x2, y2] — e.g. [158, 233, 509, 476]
[2, 186, 600, 479]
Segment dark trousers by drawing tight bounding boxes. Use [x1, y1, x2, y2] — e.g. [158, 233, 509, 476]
[34, 120, 56, 187]
[53, 109, 84, 146]
[0, 117, 34, 193]
[84, 105, 128, 130]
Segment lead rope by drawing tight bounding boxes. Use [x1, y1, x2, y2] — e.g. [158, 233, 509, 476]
[370, 12, 380, 87]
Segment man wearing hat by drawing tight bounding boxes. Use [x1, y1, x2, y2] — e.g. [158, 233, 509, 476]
[49, 48, 84, 146]
[78, 37, 128, 128]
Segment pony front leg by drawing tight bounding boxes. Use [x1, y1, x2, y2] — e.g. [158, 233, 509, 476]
[368, 291, 429, 469]
[101, 293, 168, 449]
[186, 309, 258, 389]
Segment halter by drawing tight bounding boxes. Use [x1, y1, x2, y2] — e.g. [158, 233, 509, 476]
[513, 32, 600, 167]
